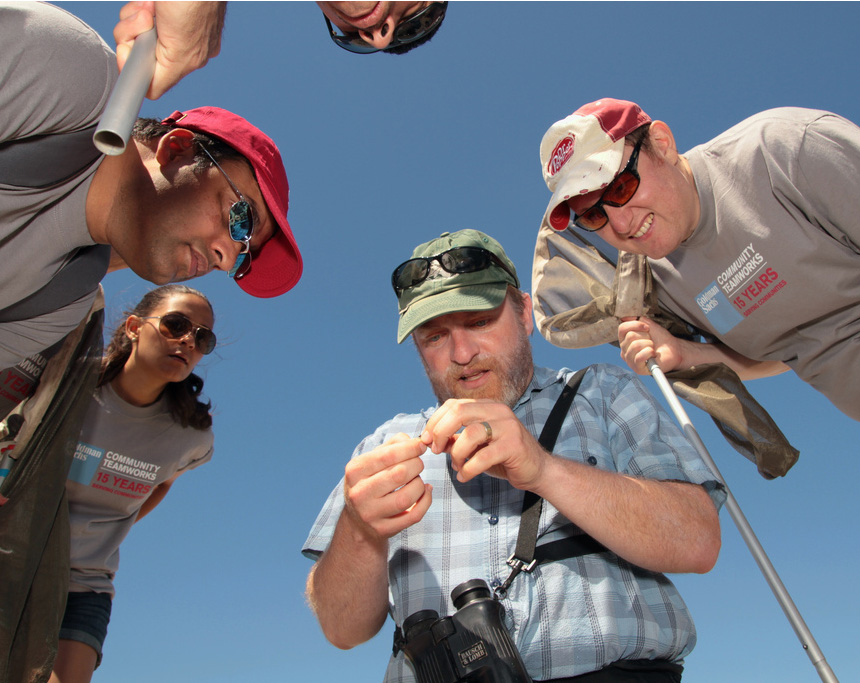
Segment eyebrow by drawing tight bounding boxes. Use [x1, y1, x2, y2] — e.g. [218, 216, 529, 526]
[162, 310, 213, 330]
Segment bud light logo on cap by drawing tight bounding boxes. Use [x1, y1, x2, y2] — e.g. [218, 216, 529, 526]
[547, 135, 575, 177]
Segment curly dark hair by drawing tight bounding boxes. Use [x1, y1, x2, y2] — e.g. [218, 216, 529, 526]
[383, 12, 445, 55]
[100, 285, 214, 430]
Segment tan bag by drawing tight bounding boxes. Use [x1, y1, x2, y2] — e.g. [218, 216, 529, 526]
[0, 290, 104, 683]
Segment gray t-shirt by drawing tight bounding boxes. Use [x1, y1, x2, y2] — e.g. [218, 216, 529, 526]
[66, 384, 214, 596]
[649, 107, 860, 420]
[0, 2, 117, 369]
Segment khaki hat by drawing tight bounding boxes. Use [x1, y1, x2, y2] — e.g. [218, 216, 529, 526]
[394, 229, 519, 343]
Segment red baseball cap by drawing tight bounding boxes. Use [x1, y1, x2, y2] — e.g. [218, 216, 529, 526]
[162, 107, 302, 298]
[540, 99, 651, 231]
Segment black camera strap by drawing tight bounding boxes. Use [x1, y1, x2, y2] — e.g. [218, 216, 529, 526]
[496, 368, 608, 598]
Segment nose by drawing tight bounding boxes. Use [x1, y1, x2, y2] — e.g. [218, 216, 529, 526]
[213, 233, 244, 274]
[177, 329, 197, 350]
[358, 16, 396, 48]
[449, 328, 479, 366]
[603, 205, 635, 237]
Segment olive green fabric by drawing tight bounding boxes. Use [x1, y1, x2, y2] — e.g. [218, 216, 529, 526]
[532, 219, 798, 479]
[396, 230, 519, 343]
[0, 291, 104, 682]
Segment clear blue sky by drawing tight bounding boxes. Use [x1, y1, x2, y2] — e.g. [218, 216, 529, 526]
[54, 2, 860, 681]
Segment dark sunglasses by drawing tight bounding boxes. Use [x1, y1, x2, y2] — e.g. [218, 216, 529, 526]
[141, 313, 217, 355]
[198, 145, 255, 279]
[573, 136, 645, 232]
[324, 2, 447, 54]
[392, 246, 518, 296]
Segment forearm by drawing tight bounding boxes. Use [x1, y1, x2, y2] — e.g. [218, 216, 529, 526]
[679, 339, 789, 380]
[532, 456, 720, 574]
[306, 512, 392, 649]
[135, 484, 169, 521]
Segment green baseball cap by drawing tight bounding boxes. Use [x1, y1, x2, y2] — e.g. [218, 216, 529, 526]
[395, 230, 520, 343]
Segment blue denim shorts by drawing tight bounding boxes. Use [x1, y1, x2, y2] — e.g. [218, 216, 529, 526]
[59, 591, 113, 668]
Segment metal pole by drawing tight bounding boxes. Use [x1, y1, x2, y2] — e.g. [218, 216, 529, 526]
[646, 359, 838, 683]
[93, 27, 157, 155]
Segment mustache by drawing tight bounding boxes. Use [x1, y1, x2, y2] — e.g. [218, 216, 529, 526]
[445, 356, 496, 382]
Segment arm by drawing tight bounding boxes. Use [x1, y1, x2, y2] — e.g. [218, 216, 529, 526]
[113, 1, 226, 99]
[135, 471, 181, 521]
[306, 434, 432, 650]
[527, 456, 718, 573]
[422, 398, 721, 575]
[618, 316, 790, 380]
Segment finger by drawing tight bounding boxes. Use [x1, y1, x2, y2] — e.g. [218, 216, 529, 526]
[113, 4, 154, 70]
[345, 477, 425, 538]
[374, 483, 433, 538]
[620, 334, 653, 361]
[620, 342, 652, 375]
[420, 399, 457, 445]
[118, 1, 154, 22]
[378, 475, 430, 519]
[453, 445, 498, 482]
[448, 420, 494, 473]
[617, 320, 650, 344]
[345, 457, 426, 515]
[345, 436, 426, 484]
[632, 348, 657, 375]
[423, 400, 499, 454]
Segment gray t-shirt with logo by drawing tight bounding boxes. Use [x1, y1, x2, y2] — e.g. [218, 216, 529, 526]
[66, 384, 214, 596]
[649, 107, 860, 420]
[0, 2, 116, 369]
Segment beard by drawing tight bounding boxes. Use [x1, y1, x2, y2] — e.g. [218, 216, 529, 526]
[420, 324, 534, 409]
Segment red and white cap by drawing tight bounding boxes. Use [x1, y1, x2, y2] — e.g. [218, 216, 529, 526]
[540, 98, 651, 231]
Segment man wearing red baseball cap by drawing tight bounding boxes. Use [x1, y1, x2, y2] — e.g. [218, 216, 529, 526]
[0, 3, 302, 374]
[1, 5, 303, 677]
[535, 97, 860, 423]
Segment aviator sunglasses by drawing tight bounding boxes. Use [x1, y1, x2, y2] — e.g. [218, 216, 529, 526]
[198, 145, 255, 279]
[573, 136, 645, 232]
[140, 313, 217, 355]
[324, 2, 448, 54]
[392, 246, 518, 296]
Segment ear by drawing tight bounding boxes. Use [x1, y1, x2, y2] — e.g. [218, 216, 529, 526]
[647, 120, 679, 165]
[125, 315, 142, 341]
[519, 291, 535, 336]
[154, 128, 197, 168]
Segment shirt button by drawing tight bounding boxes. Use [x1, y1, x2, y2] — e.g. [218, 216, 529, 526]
[490, 579, 501, 589]
[488, 515, 499, 525]
[587, 456, 598, 466]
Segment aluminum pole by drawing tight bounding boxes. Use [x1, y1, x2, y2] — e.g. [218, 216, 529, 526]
[93, 28, 157, 155]
[646, 359, 838, 683]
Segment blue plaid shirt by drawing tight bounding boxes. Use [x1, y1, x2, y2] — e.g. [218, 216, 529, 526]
[303, 365, 725, 681]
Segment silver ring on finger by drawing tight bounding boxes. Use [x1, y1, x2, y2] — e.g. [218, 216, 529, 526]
[480, 421, 493, 443]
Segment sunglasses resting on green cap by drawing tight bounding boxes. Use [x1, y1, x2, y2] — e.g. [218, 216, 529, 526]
[393, 229, 520, 344]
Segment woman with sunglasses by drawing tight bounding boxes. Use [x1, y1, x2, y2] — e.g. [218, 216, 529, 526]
[50, 285, 217, 683]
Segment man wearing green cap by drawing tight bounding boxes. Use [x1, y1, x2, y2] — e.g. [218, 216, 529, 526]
[302, 229, 724, 682]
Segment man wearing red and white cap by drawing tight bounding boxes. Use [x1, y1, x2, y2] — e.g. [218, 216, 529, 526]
[0, 2, 302, 372]
[536, 97, 860, 422]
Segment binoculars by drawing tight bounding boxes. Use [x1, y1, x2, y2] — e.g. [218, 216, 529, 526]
[400, 579, 532, 683]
